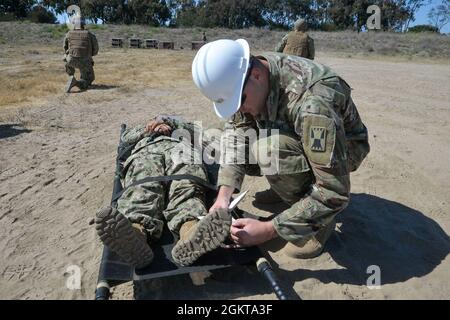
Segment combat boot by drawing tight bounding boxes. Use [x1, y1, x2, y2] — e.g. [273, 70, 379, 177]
[254, 188, 283, 204]
[171, 208, 231, 267]
[65, 75, 78, 93]
[95, 206, 153, 269]
[282, 220, 336, 259]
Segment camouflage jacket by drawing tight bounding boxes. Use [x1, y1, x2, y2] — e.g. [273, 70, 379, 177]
[275, 32, 315, 60]
[64, 29, 99, 58]
[218, 53, 369, 239]
[121, 117, 221, 186]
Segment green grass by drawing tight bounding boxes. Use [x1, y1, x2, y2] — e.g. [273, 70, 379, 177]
[88, 24, 105, 30]
[40, 24, 69, 39]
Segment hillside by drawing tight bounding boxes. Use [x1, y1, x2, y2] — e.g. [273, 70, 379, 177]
[1, 21, 450, 59]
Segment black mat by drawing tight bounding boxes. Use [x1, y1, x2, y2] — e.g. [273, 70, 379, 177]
[99, 225, 262, 282]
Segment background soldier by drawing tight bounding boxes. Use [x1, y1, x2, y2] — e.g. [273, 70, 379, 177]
[192, 39, 369, 259]
[276, 18, 315, 60]
[64, 16, 99, 93]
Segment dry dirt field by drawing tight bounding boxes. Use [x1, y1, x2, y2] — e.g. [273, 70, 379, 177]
[0, 23, 449, 299]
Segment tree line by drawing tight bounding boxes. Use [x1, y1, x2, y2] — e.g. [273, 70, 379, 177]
[1, 0, 448, 32]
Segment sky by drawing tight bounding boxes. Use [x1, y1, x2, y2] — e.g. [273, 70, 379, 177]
[414, 0, 449, 33]
[57, 0, 450, 33]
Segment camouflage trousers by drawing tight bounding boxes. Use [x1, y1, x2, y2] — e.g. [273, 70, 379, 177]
[117, 139, 208, 241]
[65, 56, 95, 89]
[251, 133, 314, 206]
[250, 133, 340, 244]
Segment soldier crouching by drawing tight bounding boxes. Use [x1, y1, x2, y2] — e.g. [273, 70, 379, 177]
[63, 16, 98, 93]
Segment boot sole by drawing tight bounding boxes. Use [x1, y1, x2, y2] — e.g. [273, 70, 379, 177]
[95, 206, 153, 269]
[171, 210, 231, 267]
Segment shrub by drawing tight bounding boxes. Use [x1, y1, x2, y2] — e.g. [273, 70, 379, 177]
[29, 6, 57, 24]
[41, 24, 68, 39]
[50, 24, 69, 38]
[319, 23, 339, 32]
[408, 25, 439, 33]
[0, 13, 15, 22]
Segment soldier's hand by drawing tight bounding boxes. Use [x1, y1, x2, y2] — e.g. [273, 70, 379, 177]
[208, 185, 233, 213]
[155, 124, 172, 136]
[209, 197, 229, 213]
[145, 116, 166, 131]
[145, 117, 172, 136]
[230, 218, 277, 247]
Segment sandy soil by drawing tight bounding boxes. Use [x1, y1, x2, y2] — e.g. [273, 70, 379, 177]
[0, 47, 449, 299]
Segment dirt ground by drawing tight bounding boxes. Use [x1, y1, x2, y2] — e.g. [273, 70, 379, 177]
[0, 45, 449, 299]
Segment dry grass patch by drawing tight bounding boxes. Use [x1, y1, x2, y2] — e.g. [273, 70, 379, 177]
[0, 49, 66, 107]
[97, 49, 194, 90]
[1, 21, 449, 111]
[0, 45, 195, 109]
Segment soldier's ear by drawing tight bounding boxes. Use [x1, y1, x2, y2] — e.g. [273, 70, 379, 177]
[251, 67, 261, 81]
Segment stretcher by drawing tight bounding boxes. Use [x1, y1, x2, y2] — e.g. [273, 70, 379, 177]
[94, 124, 294, 300]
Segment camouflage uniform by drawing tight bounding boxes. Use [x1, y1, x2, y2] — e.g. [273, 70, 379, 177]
[64, 28, 99, 89]
[117, 119, 212, 241]
[218, 53, 369, 245]
[276, 20, 315, 60]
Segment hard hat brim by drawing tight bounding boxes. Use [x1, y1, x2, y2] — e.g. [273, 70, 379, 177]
[212, 39, 250, 119]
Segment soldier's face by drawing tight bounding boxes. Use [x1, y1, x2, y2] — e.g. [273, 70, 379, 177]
[239, 71, 268, 118]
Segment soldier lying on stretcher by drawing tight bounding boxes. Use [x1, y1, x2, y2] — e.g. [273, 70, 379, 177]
[95, 116, 229, 268]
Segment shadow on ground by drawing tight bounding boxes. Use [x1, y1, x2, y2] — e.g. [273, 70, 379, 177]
[89, 84, 119, 90]
[0, 124, 32, 139]
[133, 193, 450, 299]
[282, 193, 450, 286]
[67, 84, 119, 94]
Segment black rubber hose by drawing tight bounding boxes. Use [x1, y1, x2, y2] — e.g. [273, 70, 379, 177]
[256, 257, 288, 300]
[95, 281, 111, 300]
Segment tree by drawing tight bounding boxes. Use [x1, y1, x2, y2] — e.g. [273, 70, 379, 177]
[29, 5, 57, 23]
[128, 0, 170, 26]
[328, 0, 356, 30]
[379, 0, 410, 32]
[41, 0, 81, 15]
[0, 0, 36, 18]
[428, 0, 450, 32]
[81, 0, 125, 24]
[35, 0, 431, 30]
[263, 0, 313, 30]
[403, 0, 431, 31]
[200, 0, 267, 29]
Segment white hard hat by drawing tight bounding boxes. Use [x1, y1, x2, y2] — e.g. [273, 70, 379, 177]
[192, 39, 250, 119]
